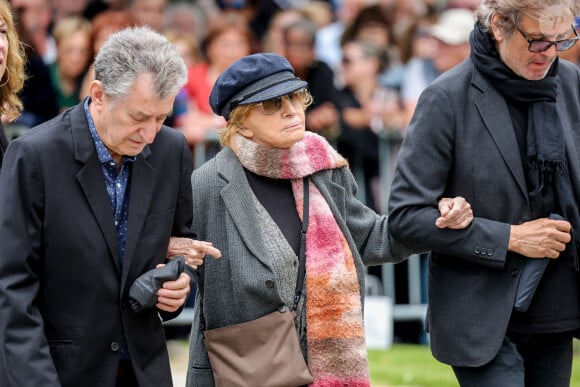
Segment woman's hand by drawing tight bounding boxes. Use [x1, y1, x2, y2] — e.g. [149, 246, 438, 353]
[166, 237, 222, 268]
[435, 196, 473, 229]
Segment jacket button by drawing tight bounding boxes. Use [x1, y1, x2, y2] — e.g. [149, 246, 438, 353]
[265, 280, 274, 288]
[511, 268, 519, 277]
[487, 249, 493, 256]
[111, 341, 120, 352]
[474, 247, 481, 254]
[278, 304, 287, 313]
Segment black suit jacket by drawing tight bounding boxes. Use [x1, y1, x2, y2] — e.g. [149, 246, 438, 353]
[0, 103, 195, 386]
[388, 59, 580, 367]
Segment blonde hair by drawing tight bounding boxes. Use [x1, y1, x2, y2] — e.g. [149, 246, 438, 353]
[0, 0, 25, 121]
[52, 16, 92, 46]
[219, 88, 313, 148]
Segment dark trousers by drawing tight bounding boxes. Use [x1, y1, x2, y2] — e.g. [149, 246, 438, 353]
[452, 332, 573, 387]
[117, 359, 139, 387]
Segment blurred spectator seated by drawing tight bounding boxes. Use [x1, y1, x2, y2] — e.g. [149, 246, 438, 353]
[163, 29, 202, 130]
[315, 0, 373, 73]
[400, 7, 474, 127]
[338, 2, 407, 135]
[128, 0, 167, 32]
[262, 7, 304, 55]
[12, 0, 58, 130]
[335, 40, 395, 212]
[164, 2, 206, 44]
[51, 0, 90, 24]
[12, 0, 55, 64]
[180, 11, 253, 158]
[282, 17, 341, 143]
[49, 16, 92, 112]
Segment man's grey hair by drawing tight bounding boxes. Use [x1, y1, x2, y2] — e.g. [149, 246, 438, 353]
[476, 0, 578, 37]
[94, 26, 187, 104]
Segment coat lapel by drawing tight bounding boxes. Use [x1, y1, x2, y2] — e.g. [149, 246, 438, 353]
[122, 146, 155, 286]
[472, 69, 529, 204]
[217, 149, 272, 267]
[72, 104, 121, 274]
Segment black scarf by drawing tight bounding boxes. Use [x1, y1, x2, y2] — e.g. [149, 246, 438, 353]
[470, 22, 579, 269]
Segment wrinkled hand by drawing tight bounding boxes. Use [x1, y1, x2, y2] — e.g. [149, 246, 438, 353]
[166, 237, 221, 268]
[509, 218, 571, 259]
[156, 270, 191, 312]
[435, 196, 473, 229]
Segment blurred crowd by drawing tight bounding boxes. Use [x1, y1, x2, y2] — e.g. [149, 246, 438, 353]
[9, 0, 580, 345]
[9, 0, 580, 211]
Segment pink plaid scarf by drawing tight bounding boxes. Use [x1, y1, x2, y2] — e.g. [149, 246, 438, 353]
[232, 132, 371, 386]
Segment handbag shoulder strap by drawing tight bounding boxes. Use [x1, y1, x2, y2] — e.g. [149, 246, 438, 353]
[292, 176, 309, 312]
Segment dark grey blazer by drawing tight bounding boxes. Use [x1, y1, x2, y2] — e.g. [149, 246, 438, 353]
[186, 147, 413, 386]
[0, 103, 195, 387]
[388, 58, 580, 367]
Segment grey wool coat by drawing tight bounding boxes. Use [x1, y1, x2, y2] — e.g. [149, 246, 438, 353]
[186, 146, 412, 386]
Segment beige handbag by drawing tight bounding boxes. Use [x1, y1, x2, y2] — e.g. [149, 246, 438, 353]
[203, 177, 313, 387]
[204, 306, 313, 387]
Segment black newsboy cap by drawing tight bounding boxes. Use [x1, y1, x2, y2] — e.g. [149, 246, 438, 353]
[209, 53, 308, 120]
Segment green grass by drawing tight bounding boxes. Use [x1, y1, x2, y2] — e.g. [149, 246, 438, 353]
[368, 345, 457, 387]
[167, 338, 580, 386]
[368, 343, 580, 387]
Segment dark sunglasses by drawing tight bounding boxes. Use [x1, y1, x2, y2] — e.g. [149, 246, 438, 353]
[255, 88, 307, 115]
[515, 23, 579, 53]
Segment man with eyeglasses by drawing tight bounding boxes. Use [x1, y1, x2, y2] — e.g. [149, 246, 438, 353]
[388, 1, 580, 386]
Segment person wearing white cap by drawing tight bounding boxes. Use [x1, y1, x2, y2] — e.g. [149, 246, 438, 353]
[389, 0, 580, 385]
[401, 7, 474, 127]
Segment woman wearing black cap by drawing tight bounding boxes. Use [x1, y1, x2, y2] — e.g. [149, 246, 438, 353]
[185, 52, 473, 387]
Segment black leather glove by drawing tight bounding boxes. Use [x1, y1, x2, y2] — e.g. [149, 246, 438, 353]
[128, 256, 185, 313]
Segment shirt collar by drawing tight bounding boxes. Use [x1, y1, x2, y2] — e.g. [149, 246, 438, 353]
[83, 97, 136, 165]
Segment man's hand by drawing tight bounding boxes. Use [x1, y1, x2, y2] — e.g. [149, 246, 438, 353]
[435, 196, 473, 229]
[166, 237, 221, 268]
[509, 218, 572, 259]
[156, 270, 191, 313]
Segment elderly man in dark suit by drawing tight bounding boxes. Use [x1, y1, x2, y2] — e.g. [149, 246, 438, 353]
[0, 26, 219, 387]
[389, 0, 580, 386]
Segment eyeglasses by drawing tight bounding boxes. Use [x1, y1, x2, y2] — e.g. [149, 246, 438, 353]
[515, 23, 579, 53]
[255, 88, 307, 115]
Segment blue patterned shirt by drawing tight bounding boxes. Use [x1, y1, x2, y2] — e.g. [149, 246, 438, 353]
[84, 98, 135, 266]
